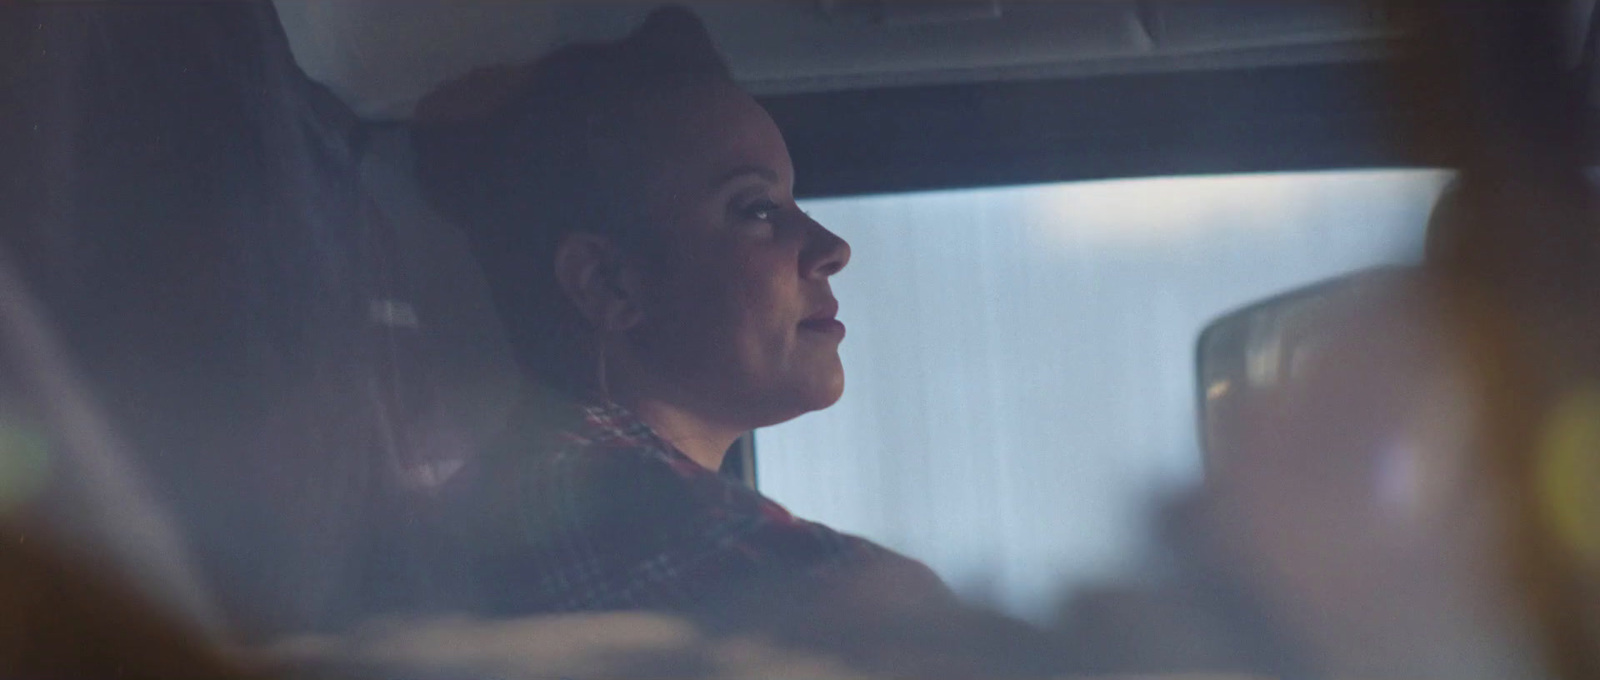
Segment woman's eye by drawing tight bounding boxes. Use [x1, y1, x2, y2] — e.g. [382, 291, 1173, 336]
[743, 200, 783, 222]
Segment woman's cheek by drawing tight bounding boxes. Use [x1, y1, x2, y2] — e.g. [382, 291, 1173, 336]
[744, 250, 803, 329]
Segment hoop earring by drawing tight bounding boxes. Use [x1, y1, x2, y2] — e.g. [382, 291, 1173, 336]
[594, 335, 613, 404]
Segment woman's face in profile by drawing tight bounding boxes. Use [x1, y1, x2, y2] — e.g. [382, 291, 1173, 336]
[622, 79, 852, 428]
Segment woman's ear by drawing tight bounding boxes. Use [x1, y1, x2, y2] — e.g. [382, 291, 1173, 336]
[553, 232, 646, 332]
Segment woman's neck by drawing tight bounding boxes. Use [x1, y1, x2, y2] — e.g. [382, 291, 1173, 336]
[622, 396, 740, 471]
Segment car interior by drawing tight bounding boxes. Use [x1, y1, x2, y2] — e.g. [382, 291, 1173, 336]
[287, 0, 1456, 621]
[6, 1, 1600, 678]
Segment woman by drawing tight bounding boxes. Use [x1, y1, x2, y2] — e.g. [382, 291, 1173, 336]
[406, 7, 950, 621]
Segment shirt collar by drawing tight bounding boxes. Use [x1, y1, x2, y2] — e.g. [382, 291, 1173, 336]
[566, 400, 669, 450]
[564, 401, 725, 479]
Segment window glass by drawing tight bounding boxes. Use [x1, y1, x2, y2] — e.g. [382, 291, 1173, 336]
[756, 169, 1454, 622]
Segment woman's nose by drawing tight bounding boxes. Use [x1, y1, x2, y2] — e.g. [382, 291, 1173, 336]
[801, 216, 851, 279]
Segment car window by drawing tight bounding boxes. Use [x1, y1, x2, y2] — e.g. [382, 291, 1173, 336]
[756, 168, 1454, 622]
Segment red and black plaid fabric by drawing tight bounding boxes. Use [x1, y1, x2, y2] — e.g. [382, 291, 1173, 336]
[435, 401, 949, 616]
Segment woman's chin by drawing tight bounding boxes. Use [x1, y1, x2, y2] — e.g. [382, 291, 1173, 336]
[754, 369, 845, 426]
[800, 366, 846, 412]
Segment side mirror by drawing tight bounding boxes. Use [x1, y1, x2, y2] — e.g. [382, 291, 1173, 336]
[1189, 263, 1546, 680]
[1195, 266, 1422, 478]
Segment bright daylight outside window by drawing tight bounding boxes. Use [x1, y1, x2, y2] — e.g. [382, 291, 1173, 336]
[755, 168, 1454, 624]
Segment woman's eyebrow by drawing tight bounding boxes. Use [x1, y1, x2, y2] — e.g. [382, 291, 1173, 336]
[713, 165, 779, 189]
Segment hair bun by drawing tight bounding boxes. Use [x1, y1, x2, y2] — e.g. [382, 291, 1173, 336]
[622, 5, 731, 81]
[412, 62, 537, 124]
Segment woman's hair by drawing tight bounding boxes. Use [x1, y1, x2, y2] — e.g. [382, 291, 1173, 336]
[412, 6, 733, 397]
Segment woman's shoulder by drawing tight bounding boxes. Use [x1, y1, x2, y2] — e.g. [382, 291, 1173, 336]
[430, 390, 953, 613]
[461, 394, 697, 496]
[434, 392, 705, 536]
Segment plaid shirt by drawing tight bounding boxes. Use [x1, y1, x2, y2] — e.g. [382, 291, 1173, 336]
[432, 400, 949, 617]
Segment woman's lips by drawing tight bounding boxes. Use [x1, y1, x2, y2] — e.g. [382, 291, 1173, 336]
[798, 317, 847, 339]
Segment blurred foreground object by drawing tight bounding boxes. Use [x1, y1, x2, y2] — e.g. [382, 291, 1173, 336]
[1064, 0, 1600, 676]
[1393, 1, 1600, 677]
[1199, 269, 1541, 678]
[0, 524, 262, 680]
[1063, 269, 1544, 678]
[263, 613, 866, 680]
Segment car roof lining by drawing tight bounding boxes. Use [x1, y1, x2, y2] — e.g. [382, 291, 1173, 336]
[276, 0, 1401, 120]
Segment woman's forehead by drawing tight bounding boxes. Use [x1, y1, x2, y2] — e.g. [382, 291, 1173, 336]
[638, 81, 791, 187]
